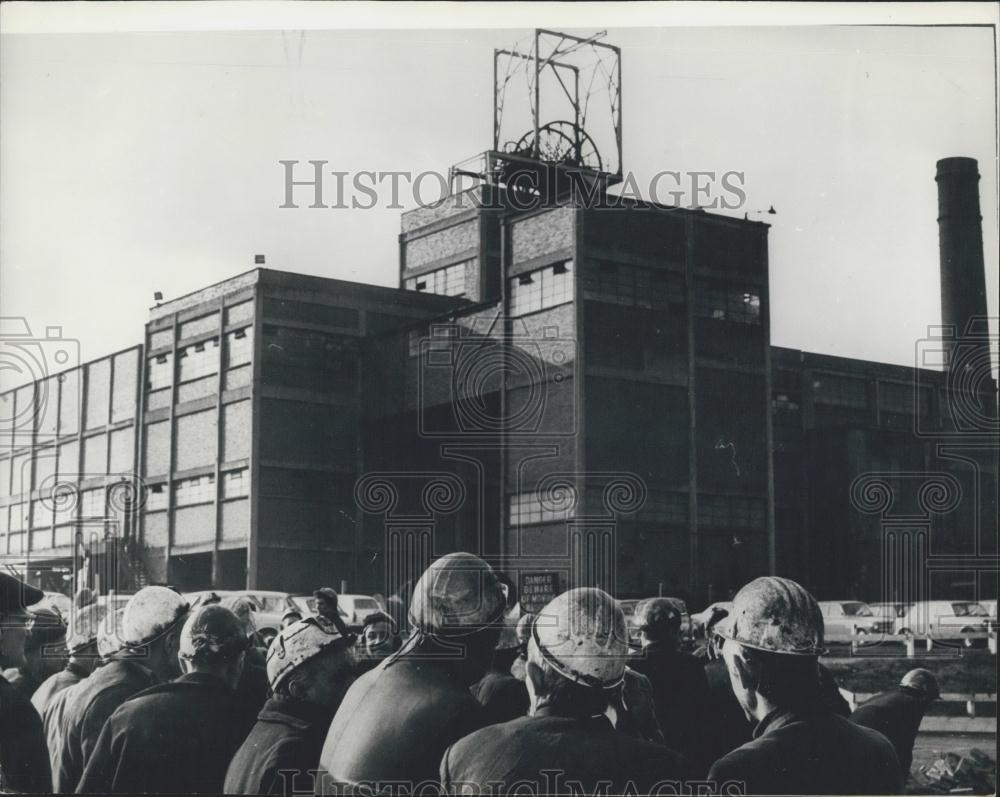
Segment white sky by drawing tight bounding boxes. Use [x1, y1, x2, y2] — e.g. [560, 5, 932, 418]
[1, 4, 997, 389]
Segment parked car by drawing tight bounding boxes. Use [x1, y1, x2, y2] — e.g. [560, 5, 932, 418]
[893, 600, 990, 646]
[867, 602, 913, 634]
[979, 599, 996, 631]
[289, 593, 381, 628]
[690, 601, 734, 637]
[185, 590, 298, 647]
[817, 601, 879, 642]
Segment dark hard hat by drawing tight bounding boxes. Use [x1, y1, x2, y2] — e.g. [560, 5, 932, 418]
[634, 598, 683, 635]
[179, 604, 248, 662]
[716, 576, 824, 656]
[409, 552, 506, 635]
[0, 573, 44, 615]
[313, 588, 339, 602]
[900, 668, 940, 700]
[25, 608, 67, 652]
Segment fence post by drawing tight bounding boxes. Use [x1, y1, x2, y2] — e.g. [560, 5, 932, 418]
[905, 632, 915, 658]
[966, 696, 976, 718]
[851, 625, 857, 655]
[989, 630, 997, 655]
[925, 635, 933, 652]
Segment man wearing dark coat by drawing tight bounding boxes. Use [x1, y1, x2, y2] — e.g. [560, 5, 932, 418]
[75, 604, 251, 794]
[54, 586, 189, 792]
[441, 590, 690, 796]
[851, 668, 940, 778]
[0, 573, 51, 793]
[225, 616, 356, 795]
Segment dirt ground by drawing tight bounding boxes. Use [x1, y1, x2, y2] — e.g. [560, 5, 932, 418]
[908, 732, 996, 794]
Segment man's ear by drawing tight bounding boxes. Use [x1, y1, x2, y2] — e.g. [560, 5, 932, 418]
[525, 659, 544, 693]
[731, 649, 758, 692]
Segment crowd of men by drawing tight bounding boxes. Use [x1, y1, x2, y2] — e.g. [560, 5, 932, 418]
[0, 555, 949, 795]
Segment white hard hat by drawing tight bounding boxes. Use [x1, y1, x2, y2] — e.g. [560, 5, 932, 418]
[98, 608, 127, 659]
[530, 588, 628, 689]
[715, 576, 825, 656]
[266, 616, 351, 691]
[121, 586, 190, 648]
[409, 552, 506, 636]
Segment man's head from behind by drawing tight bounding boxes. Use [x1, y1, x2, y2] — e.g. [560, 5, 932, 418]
[178, 604, 248, 689]
[633, 598, 683, 648]
[526, 588, 628, 718]
[121, 586, 190, 680]
[0, 573, 44, 670]
[267, 617, 354, 710]
[900, 668, 940, 703]
[715, 576, 825, 722]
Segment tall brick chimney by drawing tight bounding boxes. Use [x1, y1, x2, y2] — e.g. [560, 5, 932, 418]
[935, 157, 989, 369]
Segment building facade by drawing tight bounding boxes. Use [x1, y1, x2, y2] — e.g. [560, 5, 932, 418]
[1, 184, 996, 606]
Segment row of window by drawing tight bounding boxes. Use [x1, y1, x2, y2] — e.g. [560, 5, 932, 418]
[145, 468, 249, 511]
[507, 490, 760, 527]
[694, 280, 762, 324]
[147, 328, 252, 391]
[405, 262, 467, 298]
[510, 261, 573, 316]
[582, 263, 685, 309]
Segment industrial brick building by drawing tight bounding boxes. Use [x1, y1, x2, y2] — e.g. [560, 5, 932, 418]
[1, 30, 995, 607]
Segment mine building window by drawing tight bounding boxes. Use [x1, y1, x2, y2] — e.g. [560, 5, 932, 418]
[694, 279, 761, 324]
[80, 488, 105, 518]
[641, 491, 689, 524]
[699, 494, 765, 529]
[146, 483, 168, 512]
[509, 490, 574, 525]
[585, 263, 684, 310]
[813, 372, 867, 408]
[178, 338, 219, 383]
[405, 261, 467, 298]
[222, 469, 249, 499]
[147, 354, 173, 391]
[510, 261, 573, 316]
[174, 474, 216, 507]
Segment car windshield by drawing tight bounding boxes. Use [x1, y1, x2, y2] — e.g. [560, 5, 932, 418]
[952, 602, 988, 617]
[842, 602, 873, 617]
[255, 596, 288, 613]
[355, 598, 380, 610]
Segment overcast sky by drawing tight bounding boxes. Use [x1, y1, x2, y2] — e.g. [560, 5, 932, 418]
[1, 16, 997, 389]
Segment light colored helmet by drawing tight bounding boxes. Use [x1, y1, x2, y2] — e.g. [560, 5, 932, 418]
[179, 604, 248, 662]
[65, 604, 101, 653]
[900, 668, 940, 700]
[98, 608, 127, 659]
[121, 586, 190, 648]
[530, 588, 628, 689]
[633, 598, 683, 636]
[266, 616, 351, 691]
[409, 552, 506, 636]
[715, 576, 824, 656]
[219, 595, 257, 637]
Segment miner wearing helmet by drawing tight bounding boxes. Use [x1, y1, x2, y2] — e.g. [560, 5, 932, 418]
[317, 552, 506, 792]
[708, 576, 903, 795]
[851, 668, 941, 778]
[54, 586, 189, 792]
[441, 588, 689, 795]
[226, 617, 356, 795]
[3, 606, 68, 699]
[628, 597, 711, 769]
[76, 604, 251, 794]
[0, 571, 52, 793]
[32, 605, 101, 717]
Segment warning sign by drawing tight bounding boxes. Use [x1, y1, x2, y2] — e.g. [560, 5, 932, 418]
[519, 572, 560, 614]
